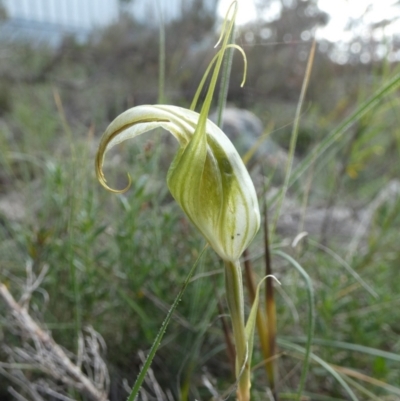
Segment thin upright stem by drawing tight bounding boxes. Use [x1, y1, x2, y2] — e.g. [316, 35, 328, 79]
[224, 259, 250, 401]
[156, 0, 165, 104]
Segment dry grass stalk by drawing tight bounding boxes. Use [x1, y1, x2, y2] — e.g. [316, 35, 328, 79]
[0, 278, 109, 401]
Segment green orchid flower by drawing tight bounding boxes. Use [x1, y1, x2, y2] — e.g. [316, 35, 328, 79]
[95, 104, 260, 262]
[95, 2, 261, 400]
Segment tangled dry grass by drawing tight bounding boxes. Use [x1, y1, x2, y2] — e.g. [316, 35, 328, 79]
[0, 263, 109, 401]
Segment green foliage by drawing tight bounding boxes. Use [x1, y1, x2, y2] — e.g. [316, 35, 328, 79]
[1, 2, 400, 400]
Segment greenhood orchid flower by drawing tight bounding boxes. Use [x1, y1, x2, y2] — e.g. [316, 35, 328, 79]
[95, 104, 260, 262]
[95, 2, 261, 400]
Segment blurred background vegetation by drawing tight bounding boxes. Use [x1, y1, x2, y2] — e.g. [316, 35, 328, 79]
[0, 0, 400, 400]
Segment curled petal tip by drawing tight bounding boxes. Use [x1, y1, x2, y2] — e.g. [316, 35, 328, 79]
[99, 172, 132, 194]
[96, 151, 132, 194]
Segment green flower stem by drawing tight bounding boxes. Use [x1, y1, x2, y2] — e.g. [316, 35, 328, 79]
[224, 259, 250, 401]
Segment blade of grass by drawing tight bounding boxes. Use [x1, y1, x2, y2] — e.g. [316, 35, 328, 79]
[307, 239, 378, 298]
[243, 250, 270, 381]
[283, 337, 400, 363]
[297, 155, 316, 237]
[267, 72, 400, 210]
[288, 71, 400, 189]
[279, 392, 347, 401]
[277, 339, 359, 401]
[126, 245, 208, 401]
[273, 250, 315, 401]
[156, 0, 165, 104]
[53, 88, 81, 352]
[271, 39, 316, 234]
[332, 364, 400, 397]
[178, 261, 219, 401]
[245, 274, 278, 379]
[242, 120, 275, 165]
[341, 376, 386, 401]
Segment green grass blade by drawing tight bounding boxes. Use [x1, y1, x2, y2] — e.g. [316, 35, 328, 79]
[277, 339, 359, 401]
[341, 376, 385, 401]
[244, 275, 270, 369]
[156, 0, 165, 104]
[289, 71, 400, 188]
[334, 364, 400, 397]
[53, 89, 82, 351]
[267, 71, 400, 209]
[284, 337, 400, 363]
[279, 392, 347, 401]
[271, 39, 316, 233]
[126, 245, 208, 401]
[273, 250, 315, 401]
[216, 23, 235, 128]
[308, 239, 378, 298]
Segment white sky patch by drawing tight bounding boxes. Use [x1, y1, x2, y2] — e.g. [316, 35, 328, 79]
[217, 0, 258, 25]
[218, 0, 400, 43]
[317, 0, 400, 41]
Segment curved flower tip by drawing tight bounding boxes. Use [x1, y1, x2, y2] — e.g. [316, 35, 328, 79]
[95, 104, 260, 261]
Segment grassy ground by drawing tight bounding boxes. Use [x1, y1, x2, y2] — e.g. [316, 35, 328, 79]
[1, 19, 400, 401]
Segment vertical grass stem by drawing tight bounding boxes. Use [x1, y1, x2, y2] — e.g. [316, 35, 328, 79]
[156, 0, 165, 104]
[271, 39, 316, 234]
[273, 251, 315, 401]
